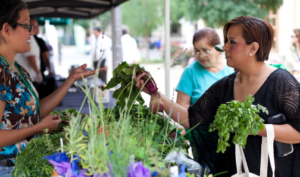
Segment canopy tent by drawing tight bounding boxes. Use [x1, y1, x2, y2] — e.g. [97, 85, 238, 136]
[24, 0, 127, 70]
[35, 17, 72, 25]
[25, 0, 128, 18]
[23, 0, 171, 97]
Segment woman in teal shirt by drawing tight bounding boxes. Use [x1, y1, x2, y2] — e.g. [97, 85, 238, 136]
[175, 27, 234, 169]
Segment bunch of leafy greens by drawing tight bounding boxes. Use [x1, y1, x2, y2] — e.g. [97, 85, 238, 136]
[11, 132, 66, 177]
[12, 109, 81, 176]
[209, 95, 268, 153]
[104, 61, 158, 109]
[49, 108, 84, 134]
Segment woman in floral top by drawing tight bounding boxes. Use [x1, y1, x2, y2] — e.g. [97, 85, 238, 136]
[0, 0, 99, 176]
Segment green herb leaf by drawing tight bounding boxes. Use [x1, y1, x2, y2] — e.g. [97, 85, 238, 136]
[209, 95, 268, 153]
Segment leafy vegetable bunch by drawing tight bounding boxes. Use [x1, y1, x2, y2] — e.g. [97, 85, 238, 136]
[50, 108, 86, 134]
[209, 95, 268, 153]
[11, 133, 66, 177]
[104, 61, 158, 109]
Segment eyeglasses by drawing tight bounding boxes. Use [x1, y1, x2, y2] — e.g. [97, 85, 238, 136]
[17, 24, 33, 32]
[192, 50, 211, 57]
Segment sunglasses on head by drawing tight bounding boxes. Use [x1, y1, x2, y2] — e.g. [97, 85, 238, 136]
[17, 24, 33, 32]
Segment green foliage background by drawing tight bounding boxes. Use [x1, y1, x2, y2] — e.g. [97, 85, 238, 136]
[179, 0, 283, 27]
[74, 0, 283, 38]
[121, 0, 164, 38]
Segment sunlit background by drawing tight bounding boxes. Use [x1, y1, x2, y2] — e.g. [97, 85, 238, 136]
[26, 0, 300, 104]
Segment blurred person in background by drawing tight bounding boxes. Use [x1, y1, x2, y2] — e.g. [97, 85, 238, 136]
[171, 27, 234, 172]
[281, 29, 300, 73]
[15, 20, 43, 90]
[30, 18, 56, 99]
[90, 27, 112, 83]
[31, 18, 53, 78]
[292, 29, 300, 62]
[121, 25, 140, 65]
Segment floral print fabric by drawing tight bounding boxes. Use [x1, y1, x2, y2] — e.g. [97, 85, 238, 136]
[0, 59, 39, 156]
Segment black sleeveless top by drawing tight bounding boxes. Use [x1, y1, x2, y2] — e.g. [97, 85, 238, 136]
[189, 69, 300, 177]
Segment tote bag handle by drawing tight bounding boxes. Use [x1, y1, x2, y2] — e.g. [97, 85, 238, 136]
[233, 124, 275, 177]
[260, 124, 275, 177]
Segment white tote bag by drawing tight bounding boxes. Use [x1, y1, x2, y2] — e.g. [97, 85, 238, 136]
[232, 124, 275, 177]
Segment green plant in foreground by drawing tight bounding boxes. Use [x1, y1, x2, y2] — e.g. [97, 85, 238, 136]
[209, 95, 268, 153]
[62, 70, 185, 176]
[11, 133, 66, 177]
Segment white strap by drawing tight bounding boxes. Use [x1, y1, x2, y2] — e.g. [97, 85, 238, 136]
[260, 124, 275, 177]
[239, 146, 250, 174]
[235, 144, 242, 175]
[235, 144, 251, 176]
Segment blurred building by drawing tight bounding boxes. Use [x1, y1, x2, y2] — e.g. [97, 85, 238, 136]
[267, 0, 300, 71]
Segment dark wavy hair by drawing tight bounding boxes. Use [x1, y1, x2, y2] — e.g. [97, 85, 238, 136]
[0, 0, 27, 42]
[193, 27, 220, 47]
[223, 16, 274, 61]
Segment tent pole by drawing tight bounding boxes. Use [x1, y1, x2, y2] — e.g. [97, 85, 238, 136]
[111, 6, 123, 70]
[89, 18, 93, 37]
[164, 0, 170, 98]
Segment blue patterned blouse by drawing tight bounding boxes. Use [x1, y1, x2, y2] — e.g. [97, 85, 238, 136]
[0, 59, 39, 156]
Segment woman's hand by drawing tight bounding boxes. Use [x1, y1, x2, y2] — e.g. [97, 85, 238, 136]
[67, 64, 105, 84]
[37, 115, 62, 133]
[133, 72, 151, 95]
[256, 126, 266, 136]
[169, 124, 187, 139]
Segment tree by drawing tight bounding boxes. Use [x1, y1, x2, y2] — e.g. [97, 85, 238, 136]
[180, 0, 283, 28]
[121, 0, 164, 62]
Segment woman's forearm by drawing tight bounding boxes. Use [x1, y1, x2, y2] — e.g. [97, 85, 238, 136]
[159, 93, 190, 128]
[0, 124, 41, 148]
[258, 124, 300, 144]
[39, 78, 73, 118]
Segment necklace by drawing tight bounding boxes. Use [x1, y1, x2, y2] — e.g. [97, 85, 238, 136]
[0, 55, 40, 118]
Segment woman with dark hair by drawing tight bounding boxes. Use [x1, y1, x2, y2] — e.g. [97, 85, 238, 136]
[135, 16, 300, 176]
[174, 27, 233, 168]
[0, 1, 98, 176]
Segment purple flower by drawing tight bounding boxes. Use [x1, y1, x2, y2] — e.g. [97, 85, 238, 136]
[93, 173, 108, 177]
[49, 160, 74, 177]
[78, 169, 89, 177]
[127, 162, 151, 177]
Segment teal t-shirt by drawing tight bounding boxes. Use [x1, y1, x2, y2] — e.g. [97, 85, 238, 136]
[176, 60, 234, 105]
